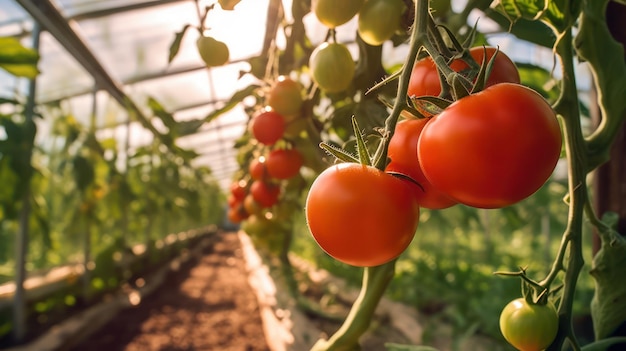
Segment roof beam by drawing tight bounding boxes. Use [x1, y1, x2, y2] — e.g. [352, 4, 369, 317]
[14, 0, 166, 144]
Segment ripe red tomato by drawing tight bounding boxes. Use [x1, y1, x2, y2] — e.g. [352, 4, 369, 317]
[251, 110, 285, 145]
[229, 180, 247, 201]
[408, 47, 520, 98]
[305, 163, 420, 267]
[499, 298, 558, 351]
[266, 149, 303, 180]
[227, 204, 248, 223]
[267, 76, 303, 116]
[250, 180, 280, 208]
[249, 157, 268, 181]
[386, 119, 456, 209]
[417, 83, 562, 208]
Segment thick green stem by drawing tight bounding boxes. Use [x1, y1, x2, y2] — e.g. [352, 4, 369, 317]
[543, 29, 587, 351]
[311, 260, 397, 351]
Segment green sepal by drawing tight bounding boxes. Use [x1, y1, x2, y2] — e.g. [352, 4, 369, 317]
[319, 142, 359, 164]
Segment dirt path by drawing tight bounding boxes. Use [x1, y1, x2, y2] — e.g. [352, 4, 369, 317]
[69, 231, 269, 351]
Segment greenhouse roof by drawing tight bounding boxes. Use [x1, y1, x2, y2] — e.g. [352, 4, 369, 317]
[1, 0, 301, 190]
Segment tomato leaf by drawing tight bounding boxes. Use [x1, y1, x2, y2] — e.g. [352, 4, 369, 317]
[204, 84, 261, 124]
[168, 24, 191, 64]
[0, 36, 40, 78]
[580, 337, 626, 351]
[493, 0, 576, 34]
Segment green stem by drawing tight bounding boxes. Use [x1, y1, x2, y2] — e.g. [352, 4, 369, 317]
[543, 29, 587, 351]
[373, 0, 430, 170]
[311, 260, 397, 351]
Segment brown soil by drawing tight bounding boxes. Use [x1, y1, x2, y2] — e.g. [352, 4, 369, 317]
[69, 231, 269, 351]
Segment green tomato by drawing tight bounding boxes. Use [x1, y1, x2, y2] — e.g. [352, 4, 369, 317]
[196, 36, 229, 67]
[313, 0, 363, 28]
[499, 298, 559, 351]
[357, 0, 405, 46]
[309, 42, 355, 93]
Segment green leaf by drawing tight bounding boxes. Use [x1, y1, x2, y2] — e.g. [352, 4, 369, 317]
[494, 0, 573, 34]
[351, 116, 372, 166]
[385, 343, 440, 351]
[484, 8, 556, 48]
[581, 337, 626, 351]
[147, 96, 177, 131]
[319, 142, 359, 163]
[168, 24, 191, 64]
[0, 36, 40, 78]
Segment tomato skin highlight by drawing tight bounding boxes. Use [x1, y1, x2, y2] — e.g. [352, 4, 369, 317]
[386, 119, 456, 209]
[408, 47, 520, 98]
[499, 298, 559, 351]
[417, 83, 562, 208]
[305, 163, 420, 267]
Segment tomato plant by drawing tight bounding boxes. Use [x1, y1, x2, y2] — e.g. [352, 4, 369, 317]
[267, 76, 304, 117]
[251, 109, 285, 145]
[266, 148, 303, 180]
[357, 0, 406, 46]
[408, 46, 520, 98]
[499, 298, 559, 351]
[196, 35, 229, 67]
[385, 118, 456, 209]
[250, 179, 280, 208]
[312, 0, 363, 28]
[309, 42, 355, 93]
[417, 83, 562, 208]
[305, 163, 420, 267]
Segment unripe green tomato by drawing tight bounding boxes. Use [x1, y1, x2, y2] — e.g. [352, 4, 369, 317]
[309, 42, 355, 93]
[499, 298, 559, 351]
[196, 36, 229, 67]
[357, 0, 406, 46]
[312, 0, 364, 28]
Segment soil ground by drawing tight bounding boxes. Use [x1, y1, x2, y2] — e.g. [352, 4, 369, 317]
[69, 231, 269, 351]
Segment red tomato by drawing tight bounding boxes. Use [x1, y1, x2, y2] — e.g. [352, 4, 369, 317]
[266, 149, 303, 180]
[229, 180, 247, 201]
[227, 204, 248, 223]
[249, 157, 268, 180]
[417, 83, 562, 208]
[386, 119, 456, 209]
[251, 110, 285, 145]
[305, 163, 420, 267]
[250, 180, 280, 208]
[408, 47, 520, 98]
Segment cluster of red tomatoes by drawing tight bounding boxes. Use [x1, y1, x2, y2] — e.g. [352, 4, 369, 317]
[305, 47, 563, 267]
[227, 76, 305, 225]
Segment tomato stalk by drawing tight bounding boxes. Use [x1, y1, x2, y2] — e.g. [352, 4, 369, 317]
[542, 28, 587, 351]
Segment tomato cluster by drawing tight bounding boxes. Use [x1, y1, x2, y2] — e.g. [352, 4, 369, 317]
[227, 75, 308, 228]
[389, 47, 561, 209]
